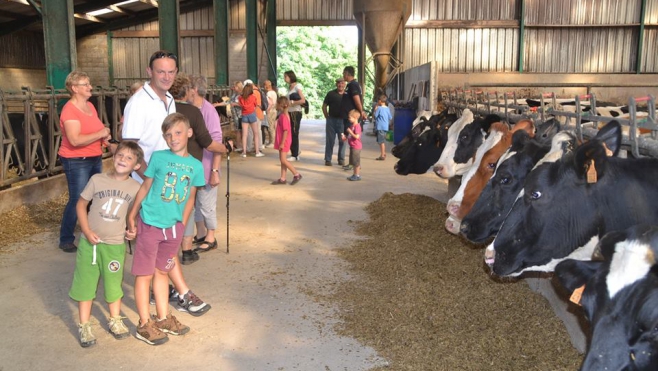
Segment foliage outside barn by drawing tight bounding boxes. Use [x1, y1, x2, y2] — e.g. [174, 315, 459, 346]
[276, 26, 374, 119]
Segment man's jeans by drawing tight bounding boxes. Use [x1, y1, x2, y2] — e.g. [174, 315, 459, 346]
[325, 117, 346, 163]
[59, 155, 102, 246]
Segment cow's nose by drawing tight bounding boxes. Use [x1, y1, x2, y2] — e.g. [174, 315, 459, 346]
[433, 165, 443, 176]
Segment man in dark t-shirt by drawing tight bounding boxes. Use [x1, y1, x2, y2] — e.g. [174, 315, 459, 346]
[341, 66, 366, 137]
[322, 78, 347, 165]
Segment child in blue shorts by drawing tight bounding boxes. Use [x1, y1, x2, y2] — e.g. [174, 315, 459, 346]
[69, 141, 143, 347]
[127, 113, 206, 346]
[373, 94, 392, 161]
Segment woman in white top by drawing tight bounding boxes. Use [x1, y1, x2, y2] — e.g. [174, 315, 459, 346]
[284, 70, 306, 161]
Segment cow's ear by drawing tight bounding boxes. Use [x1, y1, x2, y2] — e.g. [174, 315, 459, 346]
[555, 259, 602, 292]
[535, 118, 560, 144]
[573, 140, 609, 180]
[594, 120, 622, 157]
[510, 130, 531, 151]
[481, 114, 500, 133]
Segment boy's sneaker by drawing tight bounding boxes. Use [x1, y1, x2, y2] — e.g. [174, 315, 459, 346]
[108, 316, 130, 340]
[176, 290, 211, 317]
[153, 313, 190, 336]
[149, 284, 179, 305]
[181, 250, 200, 265]
[342, 165, 353, 171]
[347, 175, 362, 181]
[78, 322, 96, 348]
[136, 318, 169, 346]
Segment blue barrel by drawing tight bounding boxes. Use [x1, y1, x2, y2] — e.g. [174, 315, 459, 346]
[393, 108, 416, 145]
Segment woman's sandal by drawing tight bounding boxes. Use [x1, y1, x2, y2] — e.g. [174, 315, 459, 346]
[192, 235, 206, 244]
[195, 240, 217, 253]
[375, 156, 386, 161]
[271, 179, 287, 185]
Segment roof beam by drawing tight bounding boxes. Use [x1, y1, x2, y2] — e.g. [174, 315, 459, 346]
[74, 13, 106, 23]
[138, 0, 159, 8]
[73, 0, 134, 14]
[108, 4, 135, 16]
[76, 0, 211, 38]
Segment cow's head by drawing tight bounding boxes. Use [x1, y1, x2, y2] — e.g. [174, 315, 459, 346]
[460, 129, 570, 243]
[488, 121, 622, 276]
[393, 113, 455, 175]
[555, 225, 658, 371]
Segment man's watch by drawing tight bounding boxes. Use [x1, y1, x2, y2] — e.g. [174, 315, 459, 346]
[211, 169, 219, 173]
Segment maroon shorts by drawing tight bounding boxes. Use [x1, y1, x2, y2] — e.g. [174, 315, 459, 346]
[131, 218, 183, 276]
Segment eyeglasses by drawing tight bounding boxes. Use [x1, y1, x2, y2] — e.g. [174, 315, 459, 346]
[149, 51, 178, 67]
[75, 83, 92, 87]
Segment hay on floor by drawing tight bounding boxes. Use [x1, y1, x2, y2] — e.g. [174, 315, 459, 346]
[330, 192, 582, 370]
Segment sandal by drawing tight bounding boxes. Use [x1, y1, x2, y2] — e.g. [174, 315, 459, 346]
[290, 174, 303, 185]
[375, 156, 386, 161]
[192, 235, 206, 244]
[195, 240, 217, 253]
[271, 179, 287, 185]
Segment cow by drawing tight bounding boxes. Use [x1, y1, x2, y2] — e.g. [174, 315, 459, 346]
[459, 128, 570, 243]
[485, 120, 658, 277]
[433, 109, 499, 179]
[392, 110, 456, 175]
[555, 225, 658, 371]
[444, 120, 535, 234]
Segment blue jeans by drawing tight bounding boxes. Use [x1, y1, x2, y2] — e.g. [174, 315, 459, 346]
[59, 155, 102, 246]
[325, 117, 346, 163]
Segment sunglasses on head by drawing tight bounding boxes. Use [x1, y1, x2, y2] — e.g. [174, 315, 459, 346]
[149, 51, 178, 67]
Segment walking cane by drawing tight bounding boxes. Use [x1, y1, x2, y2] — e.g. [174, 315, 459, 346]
[224, 139, 232, 253]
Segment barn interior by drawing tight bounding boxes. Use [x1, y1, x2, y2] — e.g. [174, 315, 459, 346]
[1, 0, 658, 369]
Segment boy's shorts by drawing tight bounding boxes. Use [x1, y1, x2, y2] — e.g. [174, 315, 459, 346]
[349, 148, 361, 167]
[131, 218, 183, 276]
[376, 130, 387, 144]
[69, 238, 126, 303]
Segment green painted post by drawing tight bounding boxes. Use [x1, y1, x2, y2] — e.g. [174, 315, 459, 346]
[636, 0, 647, 73]
[246, 0, 258, 83]
[214, 0, 229, 85]
[518, 0, 525, 73]
[107, 30, 114, 86]
[267, 0, 277, 85]
[41, 0, 76, 89]
[159, 0, 180, 59]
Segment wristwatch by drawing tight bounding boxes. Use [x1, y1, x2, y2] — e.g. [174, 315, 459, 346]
[211, 169, 219, 173]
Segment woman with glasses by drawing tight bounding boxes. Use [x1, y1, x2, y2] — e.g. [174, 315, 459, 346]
[57, 71, 111, 253]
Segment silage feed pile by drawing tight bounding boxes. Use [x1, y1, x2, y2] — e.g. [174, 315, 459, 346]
[331, 192, 582, 371]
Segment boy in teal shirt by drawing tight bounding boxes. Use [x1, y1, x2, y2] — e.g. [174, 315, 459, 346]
[127, 113, 206, 345]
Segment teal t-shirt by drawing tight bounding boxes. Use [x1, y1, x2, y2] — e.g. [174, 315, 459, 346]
[140, 149, 205, 228]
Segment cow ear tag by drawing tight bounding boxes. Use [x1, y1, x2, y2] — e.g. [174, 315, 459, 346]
[586, 159, 597, 183]
[570, 285, 585, 306]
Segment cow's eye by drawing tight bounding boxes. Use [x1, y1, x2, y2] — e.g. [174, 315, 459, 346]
[500, 177, 510, 184]
[487, 163, 496, 169]
[530, 191, 542, 200]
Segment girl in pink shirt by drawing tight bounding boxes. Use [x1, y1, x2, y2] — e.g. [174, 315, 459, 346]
[272, 96, 302, 185]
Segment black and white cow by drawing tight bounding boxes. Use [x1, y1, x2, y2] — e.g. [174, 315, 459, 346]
[486, 121, 658, 277]
[392, 110, 455, 175]
[459, 126, 568, 243]
[555, 225, 658, 371]
[432, 110, 499, 179]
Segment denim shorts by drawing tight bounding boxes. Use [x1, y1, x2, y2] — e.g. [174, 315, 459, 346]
[376, 130, 387, 144]
[242, 112, 258, 123]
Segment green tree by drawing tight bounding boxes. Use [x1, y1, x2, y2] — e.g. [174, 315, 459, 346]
[276, 26, 373, 119]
